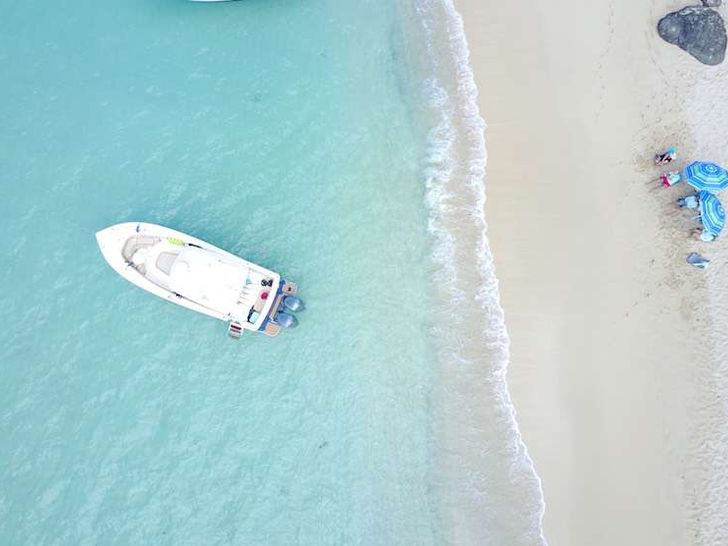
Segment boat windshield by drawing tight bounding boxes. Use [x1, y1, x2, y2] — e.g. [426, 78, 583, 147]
[168, 247, 248, 313]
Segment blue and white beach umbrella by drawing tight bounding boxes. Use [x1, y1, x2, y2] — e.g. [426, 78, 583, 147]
[699, 191, 726, 236]
[685, 161, 728, 194]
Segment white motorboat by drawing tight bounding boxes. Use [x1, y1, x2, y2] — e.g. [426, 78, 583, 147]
[95, 222, 303, 338]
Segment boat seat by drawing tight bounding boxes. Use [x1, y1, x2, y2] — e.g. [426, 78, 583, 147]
[122, 235, 158, 261]
[156, 252, 178, 275]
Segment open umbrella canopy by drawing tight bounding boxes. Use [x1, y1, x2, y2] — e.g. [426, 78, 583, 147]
[685, 161, 728, 194]
[699, 191, 726, 236]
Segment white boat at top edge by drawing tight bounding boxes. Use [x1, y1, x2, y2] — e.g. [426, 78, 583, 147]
[95, 222, 303, 338]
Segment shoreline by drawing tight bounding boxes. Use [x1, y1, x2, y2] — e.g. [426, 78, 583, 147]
[456, 0, 728, 544]
[393, 1, 547, 543]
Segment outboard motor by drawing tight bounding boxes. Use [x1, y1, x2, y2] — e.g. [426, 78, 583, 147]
[282, 295, 305, 312]
[275, 311, 298, 328]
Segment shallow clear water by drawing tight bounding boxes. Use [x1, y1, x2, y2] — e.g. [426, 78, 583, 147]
[0, 1, 441, 543]
[0, 0, 546, 544]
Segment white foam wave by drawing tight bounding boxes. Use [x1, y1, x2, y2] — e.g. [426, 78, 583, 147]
[412, 0, 548, 544]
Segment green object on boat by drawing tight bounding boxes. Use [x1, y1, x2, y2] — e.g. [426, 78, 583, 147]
[167, 237, 185, 246]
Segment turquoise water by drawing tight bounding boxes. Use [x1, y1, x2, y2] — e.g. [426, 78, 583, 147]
[0, 0, 546, 544]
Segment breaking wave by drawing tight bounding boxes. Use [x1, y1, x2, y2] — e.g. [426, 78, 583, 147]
[404, 0, 549, 543]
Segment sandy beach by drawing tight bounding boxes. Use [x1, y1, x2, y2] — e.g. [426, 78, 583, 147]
[457, 0, 728, 544]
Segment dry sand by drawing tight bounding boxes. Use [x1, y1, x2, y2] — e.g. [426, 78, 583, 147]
[456, 0, 728, 544]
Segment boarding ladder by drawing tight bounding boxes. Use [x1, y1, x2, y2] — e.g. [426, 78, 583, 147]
[227, 321, 243, 340]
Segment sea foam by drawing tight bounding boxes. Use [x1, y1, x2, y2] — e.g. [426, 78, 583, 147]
[404, 0, 549, 543]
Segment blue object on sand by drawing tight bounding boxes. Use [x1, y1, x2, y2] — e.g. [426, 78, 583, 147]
[687, 252, 710, 269]
[699, 190, 726, 236]
[685, 161, 728, 194]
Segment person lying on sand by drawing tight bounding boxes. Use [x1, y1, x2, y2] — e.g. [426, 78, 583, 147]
[658, 171, 681, 187]
[677, 194, 699, 209]
[655, 146, 676, 165]
[691, 227, 716, 242]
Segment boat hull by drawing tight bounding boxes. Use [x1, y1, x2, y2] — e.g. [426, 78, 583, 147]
[96, 222, 282, 334]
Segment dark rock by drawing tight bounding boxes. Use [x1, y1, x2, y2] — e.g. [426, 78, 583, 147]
[702, 0, 721, 7]
[658, 6, 726, 65]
